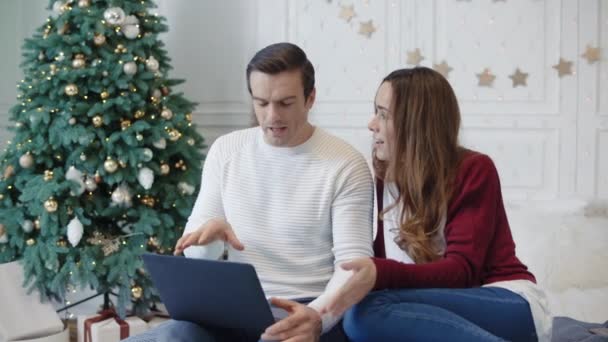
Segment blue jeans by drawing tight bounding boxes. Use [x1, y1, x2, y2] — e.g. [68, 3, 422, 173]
[343, 287, 537, 342]
[123, 297, 348, 342]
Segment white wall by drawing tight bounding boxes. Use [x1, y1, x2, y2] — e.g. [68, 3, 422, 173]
[1, 0, 607, 322]
[2, 0, 607, 202]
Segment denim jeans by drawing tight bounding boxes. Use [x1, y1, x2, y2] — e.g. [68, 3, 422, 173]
[342, 287, 537, 342]
[123, 297, 348, 342]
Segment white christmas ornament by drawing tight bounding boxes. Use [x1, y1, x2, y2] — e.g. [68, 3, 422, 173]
[52, 1, 66, 14]
[84, 177, 97, 191]
[123, 61, 137, 76]
[104, 7, 126, 26]
[22, 220, 34, 233]
[122, 24, 140, 39]
[142, 148, 153, 162]
[67, 217, 84, 247]
[146, 56, 159, 72]
[19, 153, 34, 168]
[178, 182, 195, 195]
[137, 167, 154, 190]
[111, 183, 133, 207]
[65, 166, 85, 195]
[153, 138, 166, 150]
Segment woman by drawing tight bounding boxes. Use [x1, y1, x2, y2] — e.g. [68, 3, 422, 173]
[322, 67, 551, 341]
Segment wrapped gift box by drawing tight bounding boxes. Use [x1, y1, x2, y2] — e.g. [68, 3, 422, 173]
[0, 261, 64, 341]
[77, 310, 147, 342]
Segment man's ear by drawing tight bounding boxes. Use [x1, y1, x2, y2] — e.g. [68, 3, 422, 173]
[305, 87, 316, 110]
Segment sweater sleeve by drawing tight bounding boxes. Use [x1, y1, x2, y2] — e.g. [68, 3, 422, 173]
[308, 151, 374, 333]
[373, 154, 500, 289]
[183, 138, 226, 260]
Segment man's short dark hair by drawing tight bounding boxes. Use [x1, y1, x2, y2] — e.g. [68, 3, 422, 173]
[246, 42, 315, 99]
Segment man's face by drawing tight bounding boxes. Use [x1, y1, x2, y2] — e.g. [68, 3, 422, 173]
[250, 69, 315, 147]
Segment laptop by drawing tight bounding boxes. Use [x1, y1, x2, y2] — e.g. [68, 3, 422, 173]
[142, 253, 288, 335]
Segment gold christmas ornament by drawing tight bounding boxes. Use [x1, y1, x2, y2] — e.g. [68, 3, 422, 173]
[57, 239, 67, 248]
[476, 68, 496, 87]
[3, 165, 15, 179]
[187, 138, 195, 146]
[553, 58, 573, 78]
[167, 129, 181, 142]
[26, 238, 36, 246]
[93, 33, 106, 46]
[134, 110, 145, 119]
[148, 236, 160, 247]
[49, 64, 57, 75]
[161, 108, 173, 120]
[44, 198, 58, 213]
[121, 119, 132, 130]
[185, 113, 192, 122]
[72, 54, 86, 69]
[131, 286, 143, 299]
[141, 195, 156, 207]
[67, 206, 74, 215]
[160, 163, 170, 175]
[118, 159, 127, 168]
[509, 68, 529, 88]
[78, 0, 90, 8]
[44, 170, 54, 181]
[433, 60, 453, 79]
[406, 48, 424, 66]
[114, 44, 127, 54]
[104, 158, 119, 173]
[100, 91, 110, 99]
[0, 194, 4, 200]
[92, 115, 103, 127]
[65, 84, 79, 96]
[34, 219, 41, 230]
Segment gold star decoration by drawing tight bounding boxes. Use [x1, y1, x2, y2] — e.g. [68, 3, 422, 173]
[407, 48, 424, 66]
[339, 4, 356, 23]
[476, 68, 496, 87]
[433, 60, 453, 78]
[581, 45, 601, 64]
[509, 68, 528, 87]
[552, 58, 573, 77]
[358, 20, 376, 39]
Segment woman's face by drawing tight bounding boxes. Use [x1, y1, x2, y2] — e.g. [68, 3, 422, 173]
[368, 81, 395, 161]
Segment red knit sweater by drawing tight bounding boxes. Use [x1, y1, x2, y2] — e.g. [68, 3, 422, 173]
[373, 151, 536, 290]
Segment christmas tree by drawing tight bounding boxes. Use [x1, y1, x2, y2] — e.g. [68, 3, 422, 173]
[0, 0, 204, 317]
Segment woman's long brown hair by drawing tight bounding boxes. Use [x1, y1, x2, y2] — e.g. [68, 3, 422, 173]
[374, 67, 463, 263]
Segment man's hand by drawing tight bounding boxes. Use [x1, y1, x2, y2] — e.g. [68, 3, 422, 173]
[173, 218, 244, 255]
[320, 257, 376, 317]
[261, 298, 322, 342]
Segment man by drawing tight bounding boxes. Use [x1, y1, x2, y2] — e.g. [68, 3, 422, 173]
[129, 42, 373, 341]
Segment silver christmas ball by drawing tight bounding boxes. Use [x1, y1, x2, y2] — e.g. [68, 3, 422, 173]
[38, 52, 45, 61]
[69, 117, 76, 125]
[78, 0, 90, 8]
[145, 56, 159, 72]
[136, 134, 143, 141]
[22, 220, 34, 233]
[72, 55, 85, 69]
[84, 177, 97, 191]
[104, 159, 118, 173]
[123, 61, 137, 76]
[104, 7, 126, 26]
[19, 153, 34, 168]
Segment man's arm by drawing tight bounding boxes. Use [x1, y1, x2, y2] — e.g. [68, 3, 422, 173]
[308, 153, 374, 333]
[182, 140, 226, 259]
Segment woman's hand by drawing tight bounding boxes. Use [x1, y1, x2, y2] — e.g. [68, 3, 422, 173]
[321, 257, 377, 317]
